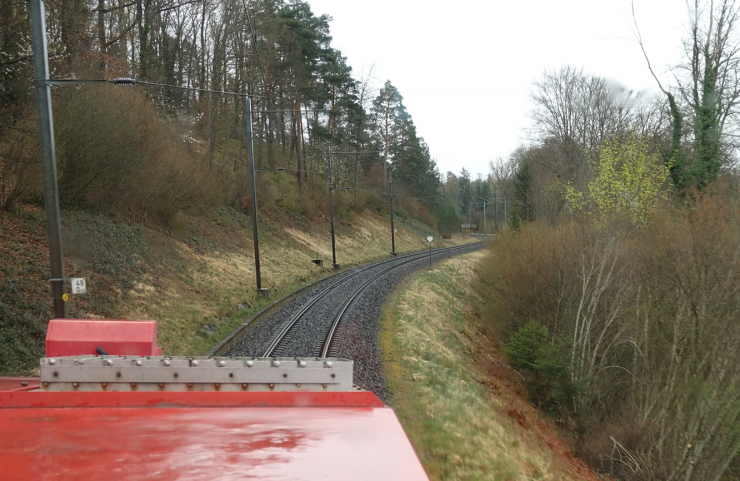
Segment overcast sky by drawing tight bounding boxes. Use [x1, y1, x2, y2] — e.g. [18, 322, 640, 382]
[306, 0, 689, 179]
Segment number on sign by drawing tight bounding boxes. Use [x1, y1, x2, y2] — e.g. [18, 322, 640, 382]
[71, 278, 87, 294]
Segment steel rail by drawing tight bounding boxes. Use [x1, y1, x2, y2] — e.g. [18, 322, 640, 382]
[262, 243, 481, 358]
[319, 242, 482, 358]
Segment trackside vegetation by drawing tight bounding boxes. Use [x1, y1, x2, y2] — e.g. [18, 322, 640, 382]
[479, 3, 740, 477]
[381, 251, 599, 480]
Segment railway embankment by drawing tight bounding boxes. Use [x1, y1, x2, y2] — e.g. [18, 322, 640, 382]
[0, 202, 474, 376]
[380, 250, 600, 480]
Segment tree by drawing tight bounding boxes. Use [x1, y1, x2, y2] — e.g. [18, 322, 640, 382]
[634, 0, 740, 190]
[510, 163, 533, 227]
[458, 167, 471, 214]
[680, 0, 740, 188]
[372, 80, 401, 177]
[585, 135, 672, 224]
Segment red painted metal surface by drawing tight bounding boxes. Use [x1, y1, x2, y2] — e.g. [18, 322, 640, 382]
[0, 377, 39, 392]
[45, 318, 162, 357]
[0, 391, 428, 480]
[0, 390, 384, 408]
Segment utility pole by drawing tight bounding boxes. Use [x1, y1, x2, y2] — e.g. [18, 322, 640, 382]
[327, 146, 339, 269]
[483, 199, 487, 236]
[389, 171, 397, 256]
[30, 0, 65, 318]
[476, 196, 488, 236]
[494, 189, 498, 234]
[354, 151, 359, 203]
[246, 97, 268, 298]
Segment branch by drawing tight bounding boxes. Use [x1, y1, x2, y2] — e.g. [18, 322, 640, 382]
[156, 0, 201, 14]
[631, 0, 669, 96]
[0, 51, 68, 67]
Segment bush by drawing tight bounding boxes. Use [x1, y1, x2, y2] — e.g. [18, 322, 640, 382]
[504, 320, 575, 413]
[0, 111, 42, 211]
[479, 189, 740, 480]
[54, 85, 223, 218]
[434, 199, 460, 236]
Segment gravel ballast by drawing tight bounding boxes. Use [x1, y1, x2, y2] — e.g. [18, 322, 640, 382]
[223, 242, 484, 401]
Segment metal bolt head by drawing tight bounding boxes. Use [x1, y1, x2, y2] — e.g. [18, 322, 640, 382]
[246, 360, 254, 367]
[135, 359, 143, 366]
[191, 360, 199, 367]
[163, 360, 171, 367]
[48, 358, 56, 365]
[325, 361, 333, 368]
[299, 360, 307, 368]
[218, 360, 226, 367]
[272, 360, 281, 367]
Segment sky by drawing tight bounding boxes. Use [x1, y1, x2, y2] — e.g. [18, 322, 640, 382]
[306, 0, 689, 179]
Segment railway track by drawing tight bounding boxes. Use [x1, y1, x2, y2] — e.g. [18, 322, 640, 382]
[317, 243, 480, 358]
[224, 241, 483, 396]
[259, 242, 482, 358]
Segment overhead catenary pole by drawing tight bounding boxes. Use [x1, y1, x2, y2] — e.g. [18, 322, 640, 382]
[327, 146, 338, 269]
[494, 189, 498, 234]
[429, 239, 432, 269]
[389, 171, 396, 255]
[245, 97, 267, 297]
[29, 0, 65, 318]
[483, 199, 487, 236]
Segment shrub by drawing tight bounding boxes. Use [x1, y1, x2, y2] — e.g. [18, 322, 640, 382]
[0, 111, 42, 211]
[54, 85, 223, 218]
[434, 199, 459, 236]
[504, 320, 575, 413]
[480, 188, 740, 480]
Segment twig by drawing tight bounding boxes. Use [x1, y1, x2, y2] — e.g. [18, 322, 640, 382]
[488, 354, 525, 381]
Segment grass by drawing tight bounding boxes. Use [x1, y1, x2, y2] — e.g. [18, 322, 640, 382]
[0, 201, 477, 374]
[380, 251, 599, 481]
[131, 209, 475, 357]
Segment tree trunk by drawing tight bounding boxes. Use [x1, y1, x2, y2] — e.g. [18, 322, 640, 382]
[97, 0, 106, 72]
[296, 92, 305, 195]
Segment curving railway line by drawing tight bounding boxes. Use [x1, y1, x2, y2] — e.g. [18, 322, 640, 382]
[223, 241, 483, 398]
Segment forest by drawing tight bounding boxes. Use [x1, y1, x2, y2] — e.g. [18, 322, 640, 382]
[478, 2, 740, 480]
[0, 0, 457, 230]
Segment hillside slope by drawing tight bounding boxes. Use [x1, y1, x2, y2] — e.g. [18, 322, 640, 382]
[381, 251, 600, 480]
[0, 203, 472, 375]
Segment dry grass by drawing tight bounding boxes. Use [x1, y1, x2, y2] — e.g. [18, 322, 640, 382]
[117, 208, 476, 356]
[380, 251, 600, 481]
[1, 199, 477, 374]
